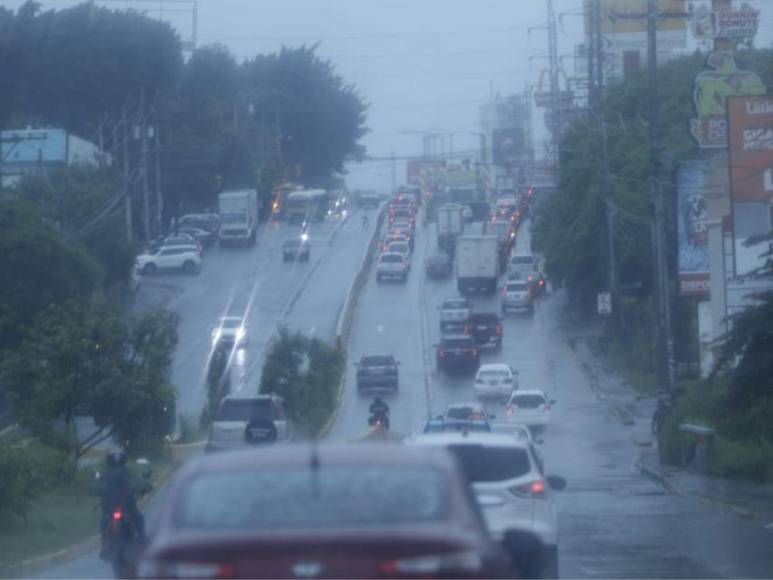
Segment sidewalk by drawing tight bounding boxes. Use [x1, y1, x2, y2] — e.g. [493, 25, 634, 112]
[567, 319, 773, 523]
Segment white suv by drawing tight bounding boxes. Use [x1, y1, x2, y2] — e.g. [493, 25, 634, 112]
[135, 246, 201, 275]
[207, 395, 293, 452]
[410, 432, 566, 579]
[376, 252, 409, 282]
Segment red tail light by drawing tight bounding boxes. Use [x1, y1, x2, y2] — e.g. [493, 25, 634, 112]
[438, 348, 445, 358]
[506, 405, 513, 415]
[496, 324, 502, 335]
[471, 348, 478, 357]
[112, 510, 122, 521]
[543, 404, 551, 413]
[509, 479, 547, 499]
[463, 324, 470, 334]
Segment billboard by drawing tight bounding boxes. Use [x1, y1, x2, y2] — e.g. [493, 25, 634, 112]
[584, 0, 686, 35]
[727, 96, 773, 203]
[691, 3, 760, 40]
[690, 51, 766, 149]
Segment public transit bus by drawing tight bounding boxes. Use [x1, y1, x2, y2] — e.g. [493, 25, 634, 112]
[284, 189, 329, 224]
[271, 182, 304, 220]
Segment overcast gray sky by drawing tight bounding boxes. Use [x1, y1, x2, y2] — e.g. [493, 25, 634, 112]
[4, 0, 772, 191]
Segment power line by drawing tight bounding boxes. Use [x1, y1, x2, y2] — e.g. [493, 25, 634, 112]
[200, 25, 528, 43]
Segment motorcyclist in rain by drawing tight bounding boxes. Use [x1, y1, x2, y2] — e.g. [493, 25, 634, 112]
[362, 213, 370, 229]
[94, 451, 151, 555]
[369, 396, 389, 417]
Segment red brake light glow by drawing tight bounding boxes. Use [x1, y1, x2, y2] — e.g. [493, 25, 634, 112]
[112, 510, 122, 521]
[496, 324, 502, 335]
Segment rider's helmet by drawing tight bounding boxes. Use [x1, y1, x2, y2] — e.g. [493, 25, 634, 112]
[106, 450, 128, 467]
[373, 396, 384, 405]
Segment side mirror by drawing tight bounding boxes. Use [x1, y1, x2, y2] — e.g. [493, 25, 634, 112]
[353, 362, 359, 367]
[489, 414, 496, 420]
[550, 399, 556, 405]
[546, 475, 567, 491]
[395, 361, 401, 366]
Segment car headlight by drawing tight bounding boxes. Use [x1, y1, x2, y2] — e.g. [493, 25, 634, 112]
[301, 232, 309, 242]
[235, 327, 245, 340]
[211, 329, 221, 342]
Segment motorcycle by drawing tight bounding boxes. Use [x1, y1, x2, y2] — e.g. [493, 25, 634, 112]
[368, 409, 390, 430]
[92, 459, 153, 578]
[102, 506, 140, 578]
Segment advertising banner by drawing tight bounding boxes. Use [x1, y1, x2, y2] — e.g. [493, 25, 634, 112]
[691, 3, 760, 40]
[584, 0, 686, 35]
[727, 95, 773, 203]
[690, 51, 766, 149]
[677, 160, 712, 295]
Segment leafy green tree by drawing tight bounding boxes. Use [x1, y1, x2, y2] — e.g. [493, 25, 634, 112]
[6, 1, 182, 135]
[241, 45, 368, 183]
[0, 201, 101, 350]
[1, 301, 177, 458]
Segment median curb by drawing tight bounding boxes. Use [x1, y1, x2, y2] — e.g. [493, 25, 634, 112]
[316, 350, 348, 440]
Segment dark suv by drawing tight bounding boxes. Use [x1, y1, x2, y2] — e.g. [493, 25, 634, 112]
[435, 334, 480, 374]
[356, 354, 399, 392]
[465, 312, 503, 350]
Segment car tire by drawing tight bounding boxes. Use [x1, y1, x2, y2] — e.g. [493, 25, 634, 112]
[182, 260, 197, 274]
[533, 545, 559, 579]
[142, 262, 157, 276]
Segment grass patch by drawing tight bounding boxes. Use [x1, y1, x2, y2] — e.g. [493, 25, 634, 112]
[0, 469, 97, 570]
[710, 437, 773, 482]
[0, 444, 177, 572]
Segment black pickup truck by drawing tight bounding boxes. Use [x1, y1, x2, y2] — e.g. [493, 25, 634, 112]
[464, 312, 503, 351]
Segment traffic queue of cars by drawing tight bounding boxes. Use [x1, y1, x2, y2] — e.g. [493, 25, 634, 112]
[376, 192, 418, 283]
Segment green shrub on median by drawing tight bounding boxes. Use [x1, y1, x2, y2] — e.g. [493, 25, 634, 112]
[260, 327, 345, 438]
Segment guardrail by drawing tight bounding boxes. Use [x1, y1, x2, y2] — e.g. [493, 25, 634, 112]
[335, 203, 388, 350]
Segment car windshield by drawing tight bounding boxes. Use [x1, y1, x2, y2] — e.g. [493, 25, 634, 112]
[441, 337, 474, 348]
[510, 394, 547, 409]
[361, 356, 393, 366]
[510, 256, 534, 265]
[444, 300, 467, 309]
[215, 400, 275, 422]
[220, 318, 241, 328]
[446, 406, 482, 420]
[388, 243, 408, 253]
[449, 445, 531, 483]
[174, 467, 449, 529]
[381, 254, 402, 263]
[507, 283, 528, 292]
[478, 370, 509, 380]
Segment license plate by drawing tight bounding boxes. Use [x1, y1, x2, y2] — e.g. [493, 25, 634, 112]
[477, 325, 487, 330]
[488, 381, 497, 386]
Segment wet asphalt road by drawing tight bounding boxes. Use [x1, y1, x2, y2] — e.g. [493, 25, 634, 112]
[329, 216, 773, 578]
[37, 210, 773, 579]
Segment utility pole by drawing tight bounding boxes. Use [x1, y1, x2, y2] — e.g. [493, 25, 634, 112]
[122, 105, 133, 243]
[586, 0, 598, 109]
[154, 115, 163, 235]
[139, 88, 150, 241]
[390, 151, 396, 194]
[547, 0, 560, 167]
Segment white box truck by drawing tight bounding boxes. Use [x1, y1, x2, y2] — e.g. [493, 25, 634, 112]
[456, 235, 499, 295]
[437, 203, 464, 252]
[218, 189, 258, 246]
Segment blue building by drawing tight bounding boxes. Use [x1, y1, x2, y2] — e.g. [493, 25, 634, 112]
[0, 128, 110, 187]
